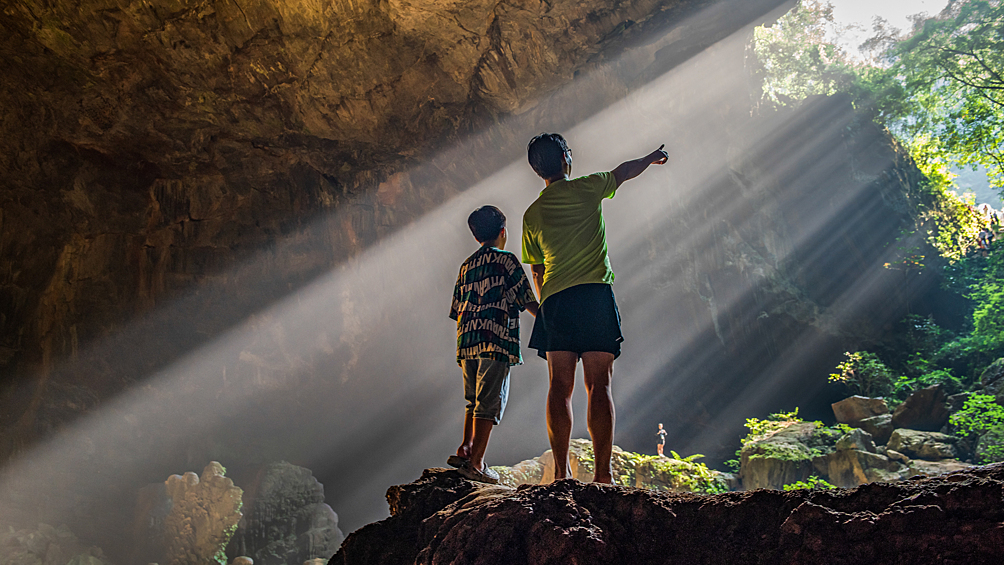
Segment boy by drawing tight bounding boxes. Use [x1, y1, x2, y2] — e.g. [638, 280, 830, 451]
[448, 205, 539, 484]
[522, 133, 667, 483]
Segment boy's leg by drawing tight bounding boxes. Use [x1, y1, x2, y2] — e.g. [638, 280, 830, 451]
[582, 351, 616, 484]
[457, 412, 474, 460]
[468, 417, 494, 471]
[546, 351, 578, 480]
[457, 360, 478, 460]
[470, 359, 510, 471]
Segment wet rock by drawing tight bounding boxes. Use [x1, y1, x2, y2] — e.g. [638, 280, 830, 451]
[812, 450, 907, 488]
[831, 396, 889, 425]
[887, 429, 958, 461]
[979, 358, 1004, 404]
[835, 429, 876, 453]
[231, 558, 253, 565]
[857, 414, 894, 445]
[332, 465, 1004, 565]
[162, 462, 243, 565]
[226, 461, 343, 565]
[740, 422, 841, 490]
[892, 385, 950, 431]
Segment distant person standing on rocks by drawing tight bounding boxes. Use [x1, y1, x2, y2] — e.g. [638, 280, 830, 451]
[656, 423, 668, 456]
[448, 205, 539, 484]
[522, 133, 668, 483]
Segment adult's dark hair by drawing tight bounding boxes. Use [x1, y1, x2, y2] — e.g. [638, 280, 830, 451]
[527, 133, 569, 180]
[468, 205, 506, 243]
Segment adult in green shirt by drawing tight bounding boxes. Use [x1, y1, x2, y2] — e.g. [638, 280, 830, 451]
[522, 133, 668, 483]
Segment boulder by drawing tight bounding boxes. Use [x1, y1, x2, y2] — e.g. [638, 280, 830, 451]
[979, 358, 1004, 405]
[226, 462, 344, 565]
[740, 422, 841, 490]
[812, 450, 907, 488]
[333, 465, 1004, 565]
[891, 385, 950, 431]
[835, 429, 876, 453]
[907, 459, 973, 478]
[496, 457, 545, 488]
[887, 429, 958, 461]
[885, 449, 909, 463]
[947, 392, 971, 412]
[857, 414, 894, 445]
[831, 396, 889, 425]
[160, 462, 243, 565]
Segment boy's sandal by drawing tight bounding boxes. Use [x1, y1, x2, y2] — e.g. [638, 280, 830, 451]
[459, 462, 500, 485]
[447, 455, 470, 469]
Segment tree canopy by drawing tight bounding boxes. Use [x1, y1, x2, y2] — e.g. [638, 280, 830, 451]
[755, 0, 1004, 192]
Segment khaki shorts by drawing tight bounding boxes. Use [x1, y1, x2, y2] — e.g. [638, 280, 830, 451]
[462, 358, 510, 425]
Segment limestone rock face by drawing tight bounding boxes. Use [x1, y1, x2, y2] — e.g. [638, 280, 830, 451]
[332, 465, 1004, 565]
[891, 385, 950, 431]
[162, 462, 243, 565]
[831, 396, 889, 426]
[887, 429, 959, 461]
[226, 461, 343, 565]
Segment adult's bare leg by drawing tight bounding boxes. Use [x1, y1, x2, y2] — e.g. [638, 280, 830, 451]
[582, 351, 616, 483]
[546, 351, 578, 480]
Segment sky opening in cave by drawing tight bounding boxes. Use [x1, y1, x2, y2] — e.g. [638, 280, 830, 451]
[0, 0, 954, 554]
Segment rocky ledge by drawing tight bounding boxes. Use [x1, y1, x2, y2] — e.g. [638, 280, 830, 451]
[333, 465, 1004, 565]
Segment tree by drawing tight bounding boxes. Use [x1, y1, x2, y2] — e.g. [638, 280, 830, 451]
[891, 0, 1004, 190]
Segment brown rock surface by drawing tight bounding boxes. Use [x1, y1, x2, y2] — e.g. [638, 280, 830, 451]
[831, 396, 889, 425]
[332, 465, 1004, 565]
[891, 385, 951, 431]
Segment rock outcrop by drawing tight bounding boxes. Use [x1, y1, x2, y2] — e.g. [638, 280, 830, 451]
[227, 461, 343, 565]
[332, 465, 1004, 565]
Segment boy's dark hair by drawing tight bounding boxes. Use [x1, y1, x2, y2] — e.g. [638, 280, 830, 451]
[468, 205, 506, 243]
[527, 133, 569, 180]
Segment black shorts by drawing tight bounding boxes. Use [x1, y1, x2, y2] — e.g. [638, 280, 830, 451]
[528, 283, 623, 360]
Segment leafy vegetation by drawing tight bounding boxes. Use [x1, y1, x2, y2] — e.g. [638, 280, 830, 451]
[783, 475, 836, 491]
[829, 351, 897, 398]
[741, 408, 804, 446]
[950, 393, 1004, 463]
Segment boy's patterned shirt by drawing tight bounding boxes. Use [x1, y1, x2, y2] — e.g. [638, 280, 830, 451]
[450, 246, 536, 365]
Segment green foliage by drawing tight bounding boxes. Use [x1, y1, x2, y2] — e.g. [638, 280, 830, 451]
[834, 423, 855, 435]
[741, 408, 802, 446]
[950, 393, 1004, 437]
[951, 393, 1004, 464]
[889, 0, 1004, 191]
[829, 351, 897, 397]
[783, 475, 836, 491]
[724, 458, 741, 473]
[753, 0, 855, 104]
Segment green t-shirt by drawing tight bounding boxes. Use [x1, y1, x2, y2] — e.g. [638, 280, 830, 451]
[521, 171, 617, 304]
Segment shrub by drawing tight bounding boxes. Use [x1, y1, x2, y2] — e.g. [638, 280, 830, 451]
[950, 393, 1004, 464]
[829, 351, 897, 398]
[783, 475, 835, 491]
